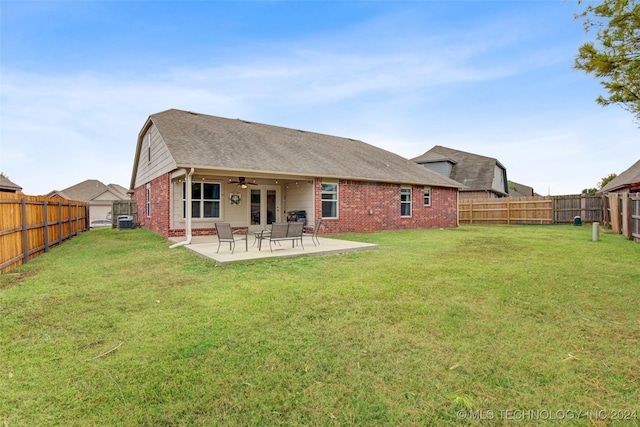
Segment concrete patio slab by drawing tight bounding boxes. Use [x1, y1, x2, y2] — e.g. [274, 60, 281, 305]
[168, 235, 379, 266]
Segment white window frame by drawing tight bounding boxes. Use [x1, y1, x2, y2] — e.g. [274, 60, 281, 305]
[321, 181, 338, 219]
[401, 186, 412, 217]
[424, 187, 431, 206]
[146, 183, 151, 217]
[183, 181, 222, 219]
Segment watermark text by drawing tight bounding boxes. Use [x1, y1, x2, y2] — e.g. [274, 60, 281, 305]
[456, 409, 638, 421]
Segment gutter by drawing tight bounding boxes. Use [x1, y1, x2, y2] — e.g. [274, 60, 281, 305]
[169, 168, 195, 249]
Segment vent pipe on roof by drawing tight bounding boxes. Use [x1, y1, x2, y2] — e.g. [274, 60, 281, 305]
[169, 168, 195, 249]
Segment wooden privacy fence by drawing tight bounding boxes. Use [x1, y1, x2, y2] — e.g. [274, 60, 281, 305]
[459, 196, 554, 224]
[603, 193, 640, 242]
[0, 193, 88, 273]
[111, 200, 138, 228]
[552, 194, 604, 223]
[459, 195, 604, 225]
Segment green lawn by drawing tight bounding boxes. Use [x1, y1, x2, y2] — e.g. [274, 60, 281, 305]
[1, 225, 639, 426]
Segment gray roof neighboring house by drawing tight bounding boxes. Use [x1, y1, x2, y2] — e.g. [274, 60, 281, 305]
[599, 159, 640, 193]
[411, 145, 509, 196]
[130, 109, 463, 190]
[509, 181, 536, 197]
[48, 179, 129, 201]
[0, 175, 22, 193]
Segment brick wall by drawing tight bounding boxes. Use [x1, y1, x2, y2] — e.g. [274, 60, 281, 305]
[137, 174, 458, 239]
[133, 173, 171, 237]
[169, 227, 217, 238]
[315, 178, 458, 234]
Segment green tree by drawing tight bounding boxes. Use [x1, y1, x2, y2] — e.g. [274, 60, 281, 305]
[598, 172, 618, 188]
[582, 187, 598, 194]
[574, 0, 640, 123]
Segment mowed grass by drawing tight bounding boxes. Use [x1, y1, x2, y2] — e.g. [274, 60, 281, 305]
[1, 225, 639, 426]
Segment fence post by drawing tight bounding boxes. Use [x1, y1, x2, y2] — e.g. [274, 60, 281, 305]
[21, 198, 29, 265]
[622, 195, 631, 240]
[58, 201, 63, 245]
[44, 199, 49, 253]
[74, 203, 79, 236]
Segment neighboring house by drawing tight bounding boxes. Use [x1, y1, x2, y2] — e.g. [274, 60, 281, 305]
[48, 180, 130, 226]
[411, 145, 509, 199]
[0, 174, 23, 193]
[598, 159, 640, 194]
[508, 181, 537, 198]
[129, 109, 462, 238]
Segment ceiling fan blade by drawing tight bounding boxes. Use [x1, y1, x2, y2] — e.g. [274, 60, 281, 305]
[229, 177, 257, 185]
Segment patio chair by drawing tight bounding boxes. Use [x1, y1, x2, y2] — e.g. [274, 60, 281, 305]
[266, 222, 290, 253]
[286, 221, 305, 249]
[215, 223, 247, 254]
[303, 219, 322, 246]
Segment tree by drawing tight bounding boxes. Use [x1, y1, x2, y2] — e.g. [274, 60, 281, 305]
[582, 187, 598, 194]
[574, 0, 640, 123]
[598, 172, 618, 188]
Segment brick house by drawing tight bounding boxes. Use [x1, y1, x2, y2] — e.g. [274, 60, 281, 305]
[129, 109, 461, 239]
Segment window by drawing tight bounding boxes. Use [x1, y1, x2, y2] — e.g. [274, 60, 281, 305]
[147, 134, 151, 162]
[183, 182, 221, 219]
[321, 181, 338, 218]
[424, 187, 431, 206]
[146, 183, 151, 217]
[401, 187, 412, 217]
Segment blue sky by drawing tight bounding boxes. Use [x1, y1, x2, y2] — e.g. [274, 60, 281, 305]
[1, 0, 638, 196]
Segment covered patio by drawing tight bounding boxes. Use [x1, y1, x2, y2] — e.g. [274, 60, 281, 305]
[168, 234, 379, 266]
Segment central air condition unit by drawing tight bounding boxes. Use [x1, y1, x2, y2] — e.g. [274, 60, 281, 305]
[117, 215, 134, 230]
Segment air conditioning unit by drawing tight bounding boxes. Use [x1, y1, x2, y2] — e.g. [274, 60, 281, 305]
[117, 215, 134, 230]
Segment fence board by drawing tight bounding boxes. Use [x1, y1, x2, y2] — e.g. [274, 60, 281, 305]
[459, 195, 606, 226]
[459, 196, 553, 225]
[630, 194, 640, 241]
[609, 194, 621, 233]
[111, 200, 138, 228]
[0, 194, 88, 273]
[552, 194, 604, 223]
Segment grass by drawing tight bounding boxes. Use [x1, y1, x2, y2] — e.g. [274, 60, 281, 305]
[1, 225, 639, 426]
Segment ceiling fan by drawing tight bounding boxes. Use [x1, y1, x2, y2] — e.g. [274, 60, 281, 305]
[228, 177, 257, 188]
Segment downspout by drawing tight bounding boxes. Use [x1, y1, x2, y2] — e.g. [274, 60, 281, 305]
[169, 168, 195, 248]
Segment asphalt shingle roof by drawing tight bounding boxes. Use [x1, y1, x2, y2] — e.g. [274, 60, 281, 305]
[599, 159, 640, 193]
[412, 145, 506, 194]
[145, 109, 462, 188]
[0, 175, 22, 192]
[55, 180, 128, 202]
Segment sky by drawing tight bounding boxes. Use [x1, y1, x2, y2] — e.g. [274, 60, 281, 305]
[1, 0, 638, 196]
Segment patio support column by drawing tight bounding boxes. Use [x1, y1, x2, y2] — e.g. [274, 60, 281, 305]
[185, 168, 194, 239]
[169, 167, 195, 248]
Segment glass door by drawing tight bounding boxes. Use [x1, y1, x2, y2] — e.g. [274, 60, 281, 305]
[250, 186, 280, 229]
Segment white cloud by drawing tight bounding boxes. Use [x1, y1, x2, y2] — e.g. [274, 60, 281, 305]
[1, 2, 637, 197]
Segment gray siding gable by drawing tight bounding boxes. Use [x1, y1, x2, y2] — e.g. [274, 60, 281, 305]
[131, 122, 178, 189]
[412, 145, 508, 196]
